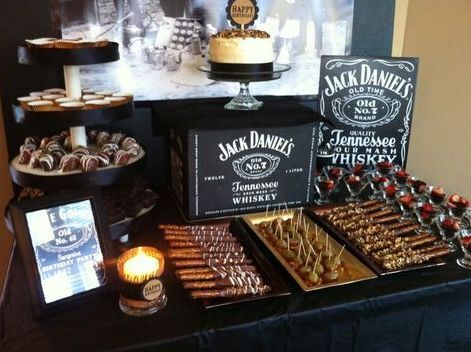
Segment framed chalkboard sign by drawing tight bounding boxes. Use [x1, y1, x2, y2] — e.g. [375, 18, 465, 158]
[318, 55, 419, 167]
[9, 188, 112, 318]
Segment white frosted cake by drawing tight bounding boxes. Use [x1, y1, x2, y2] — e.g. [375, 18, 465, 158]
[209, 29, 274, 72]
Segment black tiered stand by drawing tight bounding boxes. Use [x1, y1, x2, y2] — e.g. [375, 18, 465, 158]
[9, 41, 145, 240]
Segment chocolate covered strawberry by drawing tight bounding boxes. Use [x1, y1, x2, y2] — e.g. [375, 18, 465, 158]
[394, 169, 409, 185]
[410, 179, 427, 194]
[398, 194, 416, 209]
[376, 161, 394, 175]
[430, 186, 446, 204]
[328, 167, 344, 180]
[384, 184, 397, 198]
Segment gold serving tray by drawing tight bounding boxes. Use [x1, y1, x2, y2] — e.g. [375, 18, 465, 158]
[242, 211, 377, 292]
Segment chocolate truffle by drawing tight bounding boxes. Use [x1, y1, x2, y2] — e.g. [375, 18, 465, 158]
[28, 150, 43, 168]
[120, 137, 136, 150]
[96, 131, 110, 147]
[95, 152, 110, 167]
[72, 146, 91, 158]
[80, 155, 99, 172]
[39, 154, 56, 171]
[109, 132, 125, 145]
[113, 150, 130, 166]
[18, 149, 32, 164]
[124, 143, 141, 157]
[87, 129, 99, 143]
[58, 154, 80, 172]
[101, 143, 119, 158]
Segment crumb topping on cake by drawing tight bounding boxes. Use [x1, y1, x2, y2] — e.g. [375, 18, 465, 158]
[212, 29, 270, 39]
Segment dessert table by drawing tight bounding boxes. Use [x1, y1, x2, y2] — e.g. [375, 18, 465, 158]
[1, 193, 471, 352]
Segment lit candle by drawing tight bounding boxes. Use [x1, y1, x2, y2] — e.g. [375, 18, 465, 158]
[117, 247, 165, 284]
[117, 246, 167, 316]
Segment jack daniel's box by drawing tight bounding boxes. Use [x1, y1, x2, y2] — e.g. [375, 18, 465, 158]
[153, 99, 323, 220]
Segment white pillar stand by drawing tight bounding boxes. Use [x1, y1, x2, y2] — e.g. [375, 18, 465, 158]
[64, 65, 87, 148]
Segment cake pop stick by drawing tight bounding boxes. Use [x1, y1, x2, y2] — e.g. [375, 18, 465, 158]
[336, 245, 346, 263]
[265, 204, 269, 220]
[305, 244, 313, 266]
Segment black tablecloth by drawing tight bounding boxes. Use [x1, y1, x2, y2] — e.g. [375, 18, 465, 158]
[2, 195, 471, 352]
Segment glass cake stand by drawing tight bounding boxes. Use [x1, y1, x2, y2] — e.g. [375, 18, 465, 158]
[198, 64, 291, 110]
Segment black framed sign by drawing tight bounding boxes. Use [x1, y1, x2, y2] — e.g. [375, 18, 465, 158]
[318, 55, 419, 167]
[9, 188, 111, 318]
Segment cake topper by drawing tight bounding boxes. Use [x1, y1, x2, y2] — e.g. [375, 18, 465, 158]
[226, 0, 259, 30]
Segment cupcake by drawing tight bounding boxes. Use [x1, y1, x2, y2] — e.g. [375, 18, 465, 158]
[85, 99, 111, 107]
[60, 102, 85, 110]
[58, 154, 80, 173]
[82, 88, 96, 94]
[43, 88, 66, 94]
[105, 96, 126, 106]
[54, 39, 81, 49]
[55, 97, 79, 104]
[17, 96, 41, 108]
[29, 91, 47, 98]
[95, 90, 114, 97]
[27, 100, 53, 111]
[82, 94, 104, 101]
[80, 155, 99, 172]
[112, 92, 133, 99]
[25, 38, 56, 48]
[43, 94, 65, 101]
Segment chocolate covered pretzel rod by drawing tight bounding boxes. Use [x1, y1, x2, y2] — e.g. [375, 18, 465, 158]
[159, 224, 228, 231]
[383, 220, 415, 230]
[358, 199, 383, 208]
[362, 203, 386, 213]
[183, 275, 263, 290]
[393, 223, 421, 235]
[168, 241, 243, 251]
[168, 251, 246, 260]
[162, 229, 231, 236]
[371, 213, 402, 224]
[164, 234, 237, 242]
[190, 285, 272, 299]
[173, 257, 252, 268]
[179, 269, 260, 281]
[175, 265, 257, 277]
[369, 208, 394, 219]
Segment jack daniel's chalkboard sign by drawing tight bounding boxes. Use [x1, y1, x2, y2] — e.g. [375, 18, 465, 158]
[318, 56, 418, 167]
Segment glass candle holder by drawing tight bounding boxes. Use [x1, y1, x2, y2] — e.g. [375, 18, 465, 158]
[117, 246, 167, 316]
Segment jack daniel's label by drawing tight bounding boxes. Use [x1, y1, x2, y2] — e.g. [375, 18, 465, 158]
[319, 56, 418, 167]
[184, 124, 318, 218]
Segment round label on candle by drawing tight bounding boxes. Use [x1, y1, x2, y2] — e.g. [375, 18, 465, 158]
[142, 279, 163, 301]
[226, 0, 259, 28]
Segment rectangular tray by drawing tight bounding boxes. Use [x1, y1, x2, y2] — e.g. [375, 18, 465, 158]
[241, 211, 377, 292]
[165, 219, 291, 309]
[305, 205, 447, 275]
